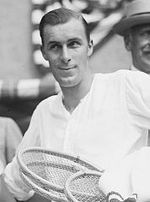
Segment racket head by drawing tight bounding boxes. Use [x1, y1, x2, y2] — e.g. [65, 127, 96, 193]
[19, 171, 68, 202]
[65, 171, 106, 202]
[17, 147, 103, 201]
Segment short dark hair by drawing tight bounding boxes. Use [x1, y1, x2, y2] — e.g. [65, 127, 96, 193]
[39, 7, 90, 45]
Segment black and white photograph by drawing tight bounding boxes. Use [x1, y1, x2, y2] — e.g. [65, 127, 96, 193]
[0, 0, 150, 202]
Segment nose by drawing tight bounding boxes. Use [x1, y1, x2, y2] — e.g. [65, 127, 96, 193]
[61, 46, 71, 63]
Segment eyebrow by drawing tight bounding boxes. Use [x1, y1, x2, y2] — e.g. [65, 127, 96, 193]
[48, 37, 82, 45]
[47, 41, 60, 45]
[68, 38, 82, 42]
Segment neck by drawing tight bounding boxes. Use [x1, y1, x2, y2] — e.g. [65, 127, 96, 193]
[62, 73, 94, 113]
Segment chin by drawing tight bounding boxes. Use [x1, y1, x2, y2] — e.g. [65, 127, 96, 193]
[59, 79, 79, 88]
[60, 82, 78, 88]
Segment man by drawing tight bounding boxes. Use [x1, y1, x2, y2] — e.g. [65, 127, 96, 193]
[0, 117, 22, 174]
[113, 0, 150, 74]
[1, 6, 150, 202]
[114, 0, 150, 147]
[0, 117, 22, 202]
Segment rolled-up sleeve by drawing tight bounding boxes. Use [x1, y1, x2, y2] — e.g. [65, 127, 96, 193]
[4, 156, 34, 201]
[126, 70, 150, 129]
[3, 107, 41, 201]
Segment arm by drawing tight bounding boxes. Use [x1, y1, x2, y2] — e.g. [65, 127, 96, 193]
[3, 108, 41, 201]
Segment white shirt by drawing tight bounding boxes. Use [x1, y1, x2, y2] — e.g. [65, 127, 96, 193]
[4, 70, 150, 201]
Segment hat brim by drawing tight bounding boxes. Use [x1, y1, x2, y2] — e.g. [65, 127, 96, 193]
[113, 14, 150, 36]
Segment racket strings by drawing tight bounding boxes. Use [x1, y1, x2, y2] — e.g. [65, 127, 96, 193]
[21, 152, 85, 190]
[22, 150, 100, 171]
[27, 162, 78, 187]
[66, 172, 106, 202]
[71, 175, 99, 193]
[22, 150, 90, 172]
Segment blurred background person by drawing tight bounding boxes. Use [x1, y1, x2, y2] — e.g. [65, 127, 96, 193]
[0, 117, 22, 202]
[114, 0, 150, 74]
[0, 117, 22, 175]
[114, 0, 150, 146]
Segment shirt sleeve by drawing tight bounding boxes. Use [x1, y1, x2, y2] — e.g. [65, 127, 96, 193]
[3, 107, 41, 201]
[125, 70, 150, 129]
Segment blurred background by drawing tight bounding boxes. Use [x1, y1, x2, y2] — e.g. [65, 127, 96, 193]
[0, 0, 133, 134]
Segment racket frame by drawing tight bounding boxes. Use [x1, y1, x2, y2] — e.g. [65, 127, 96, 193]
[65, 170, 106, 202]
[17, 147, 104, 201]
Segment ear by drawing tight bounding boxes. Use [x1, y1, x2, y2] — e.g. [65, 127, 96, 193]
[124, 34, 132, 51]
[88, 39, 93, 56]
[41, 45, 48, 61]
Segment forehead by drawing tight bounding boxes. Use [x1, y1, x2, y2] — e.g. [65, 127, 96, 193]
[43, 18, 87, 43]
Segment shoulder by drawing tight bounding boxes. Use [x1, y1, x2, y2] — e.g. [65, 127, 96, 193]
[113, 70, 150, 101]
[33, 93, 60, 115]
[125, 69, 150, 80]
[38, 94, 59, 107]
[93, 70, 150, 95]
[95, 69, 150, 81]
[94, 70, 128, 79]
[93, 70, 129, 86]
[123, 70, 150, 90]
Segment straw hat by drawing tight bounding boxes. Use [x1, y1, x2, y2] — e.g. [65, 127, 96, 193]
[114, 0, 150, 36]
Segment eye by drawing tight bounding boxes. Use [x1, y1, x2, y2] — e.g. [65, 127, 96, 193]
[68, 41, 81, 48]
[48, 44, 60, 51]
[140, 31, 150, 38]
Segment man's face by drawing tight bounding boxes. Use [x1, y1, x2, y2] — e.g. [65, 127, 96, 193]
[41, 18, 93, 88]
[127, 24, 150, 73]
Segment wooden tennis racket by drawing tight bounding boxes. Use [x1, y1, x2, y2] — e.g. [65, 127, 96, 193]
[17, 147, 103, 201]
[65, 171, 106, 202]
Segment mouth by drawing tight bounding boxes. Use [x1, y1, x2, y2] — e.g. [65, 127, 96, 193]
[59, 65, 77, 70]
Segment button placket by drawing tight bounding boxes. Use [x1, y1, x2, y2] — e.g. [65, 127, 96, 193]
[63, 115, 75, 153]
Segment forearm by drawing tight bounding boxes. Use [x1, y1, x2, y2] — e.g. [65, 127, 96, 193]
[4, 157, 34, 201]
